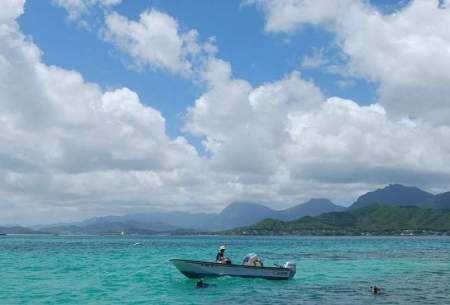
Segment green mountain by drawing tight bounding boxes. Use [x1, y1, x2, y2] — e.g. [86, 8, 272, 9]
[348, 184, 450, 210]
[426, 191, 450, 209]
[227, 204, 450, 235]
[350, 184, 434, 210]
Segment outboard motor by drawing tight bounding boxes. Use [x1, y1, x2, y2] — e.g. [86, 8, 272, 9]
[284, 261, 296, 279]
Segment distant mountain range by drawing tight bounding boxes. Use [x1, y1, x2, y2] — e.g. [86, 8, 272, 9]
[0, 226, 36, 235]
[41, 220, 178, 235]
[211, 198, 345, 229]
[78, 211, 216, 230]
[227, 204, 450, 236]
[35, 198, 344, 235]
[1, 184, 449, 235]
[349, 184, 450, 210]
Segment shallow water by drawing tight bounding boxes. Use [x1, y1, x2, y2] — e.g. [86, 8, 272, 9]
[1, 236, 449, 304]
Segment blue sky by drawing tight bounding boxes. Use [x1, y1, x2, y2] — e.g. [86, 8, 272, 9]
[3, 0, 450, 224]
[18, 0, 389, 140]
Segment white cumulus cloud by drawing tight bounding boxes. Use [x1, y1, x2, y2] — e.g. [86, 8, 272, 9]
[103, 9, 216, 75]
[185, 56, 450, 206]
[249, 0, 450, 125]
[3, 0, 450, 225]
[0, 1, 202, 224]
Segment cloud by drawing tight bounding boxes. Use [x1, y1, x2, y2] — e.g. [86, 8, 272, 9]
[186, 60, 324, 176]
[246, 0, 360, 33]
[103, 9, 216, 75]
[0, 0, 24, 23]
[285, 98, 450, 185]
[185, 57, 450, 207]
[0, 2, 203, 224]
[249, 0, 450, 125]
[336, 79, 356, 89]
[300, 47, 328, 69]
[52, 0, 121, 20]
[54, 2, 218, 74]
[3, 0, 450, 225]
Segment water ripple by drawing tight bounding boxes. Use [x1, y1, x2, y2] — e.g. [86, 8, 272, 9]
[0, 235, 449, 305]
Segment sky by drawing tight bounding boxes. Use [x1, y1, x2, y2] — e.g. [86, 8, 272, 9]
[1, 0, 450, 225]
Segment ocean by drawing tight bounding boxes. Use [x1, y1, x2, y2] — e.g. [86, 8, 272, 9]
[1, 235, 449, 305]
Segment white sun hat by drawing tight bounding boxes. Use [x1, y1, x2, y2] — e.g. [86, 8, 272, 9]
[219, 245, 226, 251]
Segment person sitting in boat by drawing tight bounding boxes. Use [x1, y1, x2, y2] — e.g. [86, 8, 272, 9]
[216, 245, 231, 264]
[242, 253, 263, 267]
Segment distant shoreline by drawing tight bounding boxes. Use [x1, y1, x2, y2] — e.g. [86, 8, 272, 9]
[2, 233, 449, 237]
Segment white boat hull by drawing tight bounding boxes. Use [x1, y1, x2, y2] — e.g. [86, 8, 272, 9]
[170, 259, 296, 280]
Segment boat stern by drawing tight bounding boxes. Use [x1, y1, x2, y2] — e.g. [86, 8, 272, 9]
[284, 262, 296, 279]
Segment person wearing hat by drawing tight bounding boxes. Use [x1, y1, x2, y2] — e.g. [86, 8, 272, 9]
[216, 245, 231, 264]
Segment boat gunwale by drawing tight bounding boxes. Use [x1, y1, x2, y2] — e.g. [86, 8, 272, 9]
[170, 258, 293, 272]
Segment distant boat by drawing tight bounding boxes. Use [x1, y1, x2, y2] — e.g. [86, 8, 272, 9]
[170, 259, 296, 280]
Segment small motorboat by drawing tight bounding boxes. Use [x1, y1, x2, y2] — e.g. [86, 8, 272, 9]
[170, 256, 296, 280]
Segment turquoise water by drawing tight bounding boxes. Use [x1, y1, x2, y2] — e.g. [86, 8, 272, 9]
[1, 236, 449, 305]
